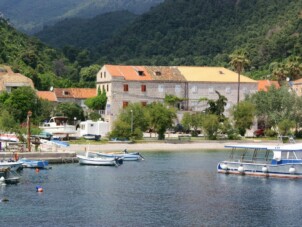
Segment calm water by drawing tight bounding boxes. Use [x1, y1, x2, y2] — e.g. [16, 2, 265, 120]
[1, 150, 302, 227]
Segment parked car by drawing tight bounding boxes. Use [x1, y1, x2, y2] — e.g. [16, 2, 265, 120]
[253, 129, 265, 137]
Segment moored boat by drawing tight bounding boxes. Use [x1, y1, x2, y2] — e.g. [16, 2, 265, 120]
[77, 152, 123, 166]
[218, 143, 302, 179]
[97, 149, 144, 161]
[0, 167, 20, 184]
[0, 160, 23, 172]
[20, 158, 50, 169]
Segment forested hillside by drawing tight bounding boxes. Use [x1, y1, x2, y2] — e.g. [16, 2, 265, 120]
[0, 0, 163, 34]
[36, 11, 137, 50]
[92, 0, 302, 79]
[0, 17, 94, 90]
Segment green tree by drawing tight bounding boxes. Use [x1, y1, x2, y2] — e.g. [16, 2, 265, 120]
[181, 112, 203, 136]
[278, 119, 295, 136]
[202, 114, 219, 140]
[80, 64, 100, 83]
[247, 86, 295, 131]
[55, 102, 84, 123]
[110, 103, 149, 140]
[231, 101, 256, 136]
[2, 87, 39, 123]
[147, 102, 176, 140]
[200, 91, 227, 122]
[85, 89, 107, 111]
[229, 50, 250, 105]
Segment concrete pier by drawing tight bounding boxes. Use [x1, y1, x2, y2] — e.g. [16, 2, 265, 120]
[0, 151, 78, 164]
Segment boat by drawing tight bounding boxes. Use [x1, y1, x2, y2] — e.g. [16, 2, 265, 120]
[97, 149, 144, 161]
[20, 158, 50, 169]
[77, 152, 123, 166]
[0, 168, 20, 184]
[0, 160, 23, 172]
[39, 116, 76, 135]
[217, 143, 302, 179]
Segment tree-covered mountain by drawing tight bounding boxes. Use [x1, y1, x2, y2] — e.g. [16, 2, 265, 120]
[0, 17, 94, 90]
[91, 0, 302, 79]
[0, 0, 163, 34]
[36, 11, 137, 50]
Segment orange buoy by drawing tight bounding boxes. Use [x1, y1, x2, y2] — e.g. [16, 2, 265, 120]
[35, 168, 39, 173]
[37, 187, 43, 192]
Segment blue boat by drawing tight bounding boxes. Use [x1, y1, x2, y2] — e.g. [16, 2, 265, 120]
[20, 158, 50, 169]
[218, 143, 302, 179]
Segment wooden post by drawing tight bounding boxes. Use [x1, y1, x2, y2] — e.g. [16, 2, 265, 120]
[27, 110, 32, 152]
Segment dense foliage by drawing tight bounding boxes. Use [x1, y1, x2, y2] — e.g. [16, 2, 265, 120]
[36, 11, 137, 50]
[91, 0, 302, 80]
[0, 0, 163, 34]
[0, 17, 96, 90]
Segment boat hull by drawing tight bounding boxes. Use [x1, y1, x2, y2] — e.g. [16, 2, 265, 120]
[97, 152, 143, 161]
[217, 162, 302, 179]
[77, 155, 119, 166]
[20, 158, 49, 169]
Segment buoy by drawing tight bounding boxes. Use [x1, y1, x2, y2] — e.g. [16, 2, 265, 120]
[35, 168, 39, 173]
[238, 166, 245, 173]
[36, 186, 43, 192]
[262, 166, 268, 173]
[289, 167, 296, 174]
[220, 163, 228, 170]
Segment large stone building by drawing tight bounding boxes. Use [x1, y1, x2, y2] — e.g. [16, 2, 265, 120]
[96, 65, 258, 129]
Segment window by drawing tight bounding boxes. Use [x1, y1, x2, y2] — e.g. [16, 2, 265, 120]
[191, 85, 197, 94]
[123, 101, 128, 108]
[123, 84, 129, 92]
[155, 71, 161, 76]
[141, 85, 146, 92]
[158, 84, 164, 92]
[225, 87, 231, 94]
[175, 85, 181, 93]
[63, 90, 70, 95]
[208, 87, 214, 94]
[104, 72, 106, 78]
[107, 84, 109, 92]
[138, 70, 144, 76]
[100, 72, 102, 78]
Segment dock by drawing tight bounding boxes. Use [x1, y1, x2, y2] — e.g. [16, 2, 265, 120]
[0, 151, 78, 164]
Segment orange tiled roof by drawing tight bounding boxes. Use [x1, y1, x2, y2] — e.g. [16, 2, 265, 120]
[105, 65, 153, 81]
[258, 80, 280, 91]
[36, 91, 57, 102]
[70, 88, 97, 98]
[53, 88, 97, 99]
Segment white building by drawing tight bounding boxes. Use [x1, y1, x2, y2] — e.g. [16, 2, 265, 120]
[96, 65, 258, 130]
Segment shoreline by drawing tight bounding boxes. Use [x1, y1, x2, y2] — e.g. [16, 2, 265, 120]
[64, 140, 281, 153]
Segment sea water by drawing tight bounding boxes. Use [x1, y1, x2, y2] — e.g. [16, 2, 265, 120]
[0, 150, 302, 227]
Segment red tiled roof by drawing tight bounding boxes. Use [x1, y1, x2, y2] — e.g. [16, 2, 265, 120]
[70, 88, 97, 98]
[53, 88, 97, 99]
[258, 80, 280, 91]
[105, 65, 153, 81]
[36, 91, 57, 102]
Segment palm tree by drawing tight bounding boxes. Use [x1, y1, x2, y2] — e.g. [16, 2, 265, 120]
[229, 51, 250, 105]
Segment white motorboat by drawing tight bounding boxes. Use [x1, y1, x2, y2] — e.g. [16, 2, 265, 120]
[0, 160, 23, 172]
[218, 143, 302, 179]
[39, 116, 76, 135]
[97, 149, 144, 161]
[77, 152, 123, 166]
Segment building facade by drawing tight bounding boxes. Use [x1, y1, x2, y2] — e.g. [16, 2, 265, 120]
[96, 65, 258, 129]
